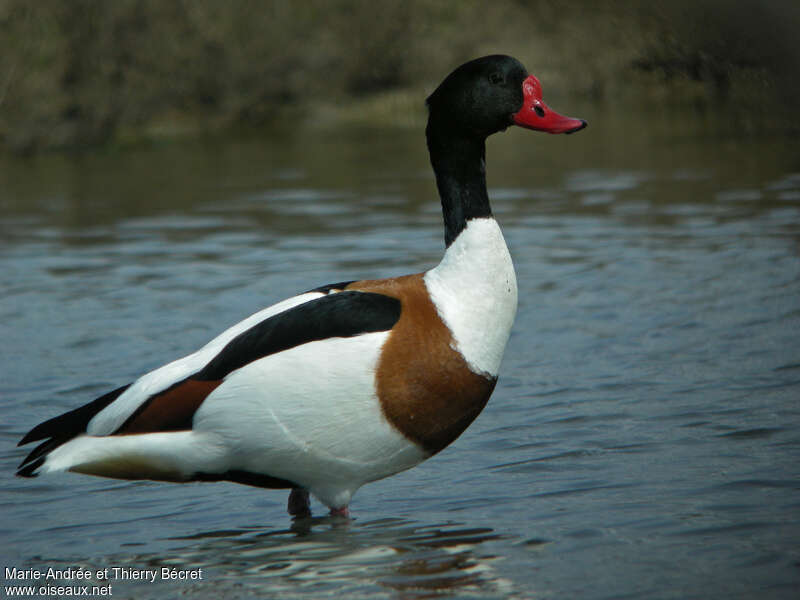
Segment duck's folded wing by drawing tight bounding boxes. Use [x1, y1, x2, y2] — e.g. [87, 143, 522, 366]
[17, 289, 401, 477]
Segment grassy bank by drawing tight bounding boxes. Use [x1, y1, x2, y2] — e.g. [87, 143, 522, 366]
[1, 0, 797, 154]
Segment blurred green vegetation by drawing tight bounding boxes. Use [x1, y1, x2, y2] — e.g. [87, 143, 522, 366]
[1, 0, 797, 154]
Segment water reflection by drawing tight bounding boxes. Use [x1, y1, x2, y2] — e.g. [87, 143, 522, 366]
[36, 518, 513, 599]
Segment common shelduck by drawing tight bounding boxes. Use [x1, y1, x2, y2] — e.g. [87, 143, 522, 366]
[17, 55, 586, 518]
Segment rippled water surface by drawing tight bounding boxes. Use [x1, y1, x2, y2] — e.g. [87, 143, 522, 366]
[2, 105, 799, 599]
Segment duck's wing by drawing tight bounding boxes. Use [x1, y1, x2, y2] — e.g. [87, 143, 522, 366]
[16, 286, 400, 477]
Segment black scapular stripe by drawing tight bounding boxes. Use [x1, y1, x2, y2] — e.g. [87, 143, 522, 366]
[195, 291, 401, 381]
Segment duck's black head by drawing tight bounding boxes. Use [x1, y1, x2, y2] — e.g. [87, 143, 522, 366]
[426, 55, 586, 139]
[426, 55, 586, 247]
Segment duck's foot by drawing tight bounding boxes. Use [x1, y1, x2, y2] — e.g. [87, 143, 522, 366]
[288, 488, 311, 518]
[329, 505, 350, 518]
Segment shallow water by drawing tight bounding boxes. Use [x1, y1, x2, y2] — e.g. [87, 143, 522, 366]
[1, 104, 799, 599]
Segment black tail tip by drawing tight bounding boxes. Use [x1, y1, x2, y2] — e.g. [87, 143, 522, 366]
[16, 457, 44, 478]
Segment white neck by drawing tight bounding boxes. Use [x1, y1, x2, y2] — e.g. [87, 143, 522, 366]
[424, 217, 518, 377]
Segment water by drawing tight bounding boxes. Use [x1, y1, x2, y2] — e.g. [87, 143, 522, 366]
[1, 104, 799, 599]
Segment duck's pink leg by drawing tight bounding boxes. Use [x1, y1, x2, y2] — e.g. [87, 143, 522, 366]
[288, 488, 311, 517]
[329, 505, 350, 518]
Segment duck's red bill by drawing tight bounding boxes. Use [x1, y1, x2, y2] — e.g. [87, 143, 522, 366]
[512, 75, 587, 134]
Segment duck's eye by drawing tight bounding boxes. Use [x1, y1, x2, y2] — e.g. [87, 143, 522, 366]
[489, 72, 504, 85]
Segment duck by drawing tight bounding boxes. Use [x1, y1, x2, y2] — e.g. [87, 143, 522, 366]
[16, 55, 586, 518]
